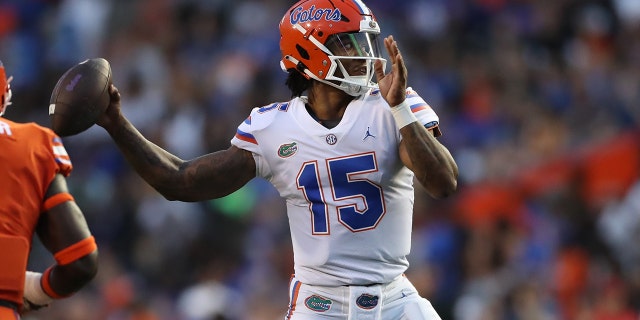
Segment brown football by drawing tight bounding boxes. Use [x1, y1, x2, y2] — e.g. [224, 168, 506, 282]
[49, 58, 112, 137]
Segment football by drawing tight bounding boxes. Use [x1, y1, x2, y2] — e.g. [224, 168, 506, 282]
[49, 58, 112, 137]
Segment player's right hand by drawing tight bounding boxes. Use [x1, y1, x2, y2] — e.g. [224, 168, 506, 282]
[96, 84, 123, 131]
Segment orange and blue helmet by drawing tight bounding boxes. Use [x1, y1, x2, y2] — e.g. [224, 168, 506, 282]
[279, 0, 386, 96]
[0, 60, 13, 116]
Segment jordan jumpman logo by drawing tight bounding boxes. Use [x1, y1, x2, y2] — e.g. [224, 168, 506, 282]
[363, 127, 376, 140]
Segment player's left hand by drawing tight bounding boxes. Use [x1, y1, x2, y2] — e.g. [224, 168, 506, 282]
[374, 35, 407, 107]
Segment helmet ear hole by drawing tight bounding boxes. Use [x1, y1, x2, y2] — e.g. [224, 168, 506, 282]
[296, 44, 310, 60]
[296, 61, 309, 74]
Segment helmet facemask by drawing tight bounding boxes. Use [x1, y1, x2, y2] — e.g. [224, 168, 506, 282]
[319, 32, 386, 96]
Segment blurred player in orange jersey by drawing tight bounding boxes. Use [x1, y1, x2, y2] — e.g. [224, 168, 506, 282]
[0, 60, 98, 319]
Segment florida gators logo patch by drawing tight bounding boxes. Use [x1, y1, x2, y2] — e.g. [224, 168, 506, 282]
[356, 293, 379, 309]
[304, 295, 332, 312]
[278, 142, 298, 158]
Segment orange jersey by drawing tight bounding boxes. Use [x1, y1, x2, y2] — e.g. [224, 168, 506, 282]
[0, 118, 72, 305]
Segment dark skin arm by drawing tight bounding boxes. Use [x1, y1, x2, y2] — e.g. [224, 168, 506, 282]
[97, 86, 256, 201]
[375, 36, 458, 198]
[35, 174, 98, 296]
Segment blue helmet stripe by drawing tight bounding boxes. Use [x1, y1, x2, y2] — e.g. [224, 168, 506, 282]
[351, 0, 370, 14]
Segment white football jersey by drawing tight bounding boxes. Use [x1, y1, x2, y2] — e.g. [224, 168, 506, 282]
[231, 88, 440, 286]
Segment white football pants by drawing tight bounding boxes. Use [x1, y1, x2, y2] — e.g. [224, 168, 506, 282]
[285, 274, 442, 320]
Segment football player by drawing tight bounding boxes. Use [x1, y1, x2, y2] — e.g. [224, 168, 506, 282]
[0, 60, 98, 319]
[97, 0, 457, 318]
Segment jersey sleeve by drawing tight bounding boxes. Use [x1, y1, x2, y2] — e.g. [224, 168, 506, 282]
[405, 87, 442, 137]
[230, 107, 273, 180]
[231, 112, 261, 154]
[49, 134, 73, 177]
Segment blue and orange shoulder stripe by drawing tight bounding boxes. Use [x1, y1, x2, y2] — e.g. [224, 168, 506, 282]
[235, 116, 258, 145]
[52, 137, 72, 166]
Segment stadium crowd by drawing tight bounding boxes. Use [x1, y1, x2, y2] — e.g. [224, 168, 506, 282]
[1, 0, 639, 319]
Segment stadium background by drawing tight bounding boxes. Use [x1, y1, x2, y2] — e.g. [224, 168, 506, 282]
[1, 0, 640, 319]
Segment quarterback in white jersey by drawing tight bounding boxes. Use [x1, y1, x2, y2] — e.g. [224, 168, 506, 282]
[231, 88, 440, 286]
[96, 0, 457, 318]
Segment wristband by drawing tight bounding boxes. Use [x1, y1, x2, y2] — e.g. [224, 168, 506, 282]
[391, 100, 418, 129]
[24, 271, 54, 306]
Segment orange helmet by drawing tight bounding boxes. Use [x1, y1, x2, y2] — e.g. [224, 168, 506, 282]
[279, 0, 386, 96]
[0, 60, 12, 116]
